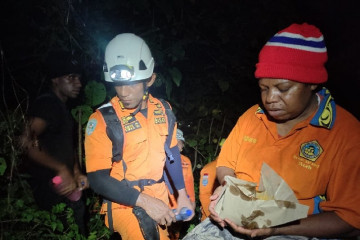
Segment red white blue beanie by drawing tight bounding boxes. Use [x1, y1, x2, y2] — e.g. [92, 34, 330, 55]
[255, 23, 328, 84]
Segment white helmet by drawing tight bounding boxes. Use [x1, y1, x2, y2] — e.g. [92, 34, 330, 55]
[103, 33, 154, 84]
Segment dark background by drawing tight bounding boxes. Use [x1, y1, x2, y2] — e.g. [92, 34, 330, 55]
[1, 0, 359, 126]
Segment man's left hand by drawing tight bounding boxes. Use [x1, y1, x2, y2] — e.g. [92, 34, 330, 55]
[176, 188, 195, 221]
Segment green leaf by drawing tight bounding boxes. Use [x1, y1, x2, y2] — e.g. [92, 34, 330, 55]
[15, 199, 24, 208]
[168, 67, 182, 87]
[52, 203, 66, 214]
[87, 232, 97, 240]
[84, 81, 106, 107]
[199, 138, 207, 146]
[66, 231, 75, 239]
[51, 222, 57, 231]
[186, 139, 197, 147]
[0, 157, 7, 176]
[57, 221, 64, 232]
[71, 105, 94, 125]
[187, 223, 196, 233]
[212, 109, 222, 116]
[22, 212, 34, 222]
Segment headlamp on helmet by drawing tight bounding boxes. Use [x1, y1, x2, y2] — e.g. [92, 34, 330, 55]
[109, 64, 135, 81]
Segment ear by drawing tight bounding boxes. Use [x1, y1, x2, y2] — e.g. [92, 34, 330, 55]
[309, 84, 318, 91]
[146, 73, 156, 87]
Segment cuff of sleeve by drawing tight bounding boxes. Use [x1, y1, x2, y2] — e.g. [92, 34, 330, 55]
[124, 188, 141, 207]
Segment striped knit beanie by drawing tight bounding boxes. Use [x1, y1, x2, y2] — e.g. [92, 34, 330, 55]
[255, 23, 328, 84]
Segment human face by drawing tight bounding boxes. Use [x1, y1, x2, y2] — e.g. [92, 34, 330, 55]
[54, 74, 82, 102]
[114, 74, 156, 109]
[114, 82, 146, 109]
[258, 78, 318, 122]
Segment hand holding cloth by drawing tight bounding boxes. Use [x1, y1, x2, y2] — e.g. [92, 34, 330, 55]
[215, 162, 309, 229]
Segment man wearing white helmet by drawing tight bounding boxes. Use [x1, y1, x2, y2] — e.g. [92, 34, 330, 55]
[84, 33, 194, 240]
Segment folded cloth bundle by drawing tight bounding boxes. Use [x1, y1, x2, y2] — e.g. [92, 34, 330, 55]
[215, 162, 309, 229]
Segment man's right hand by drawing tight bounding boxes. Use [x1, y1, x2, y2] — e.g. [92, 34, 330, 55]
[209, 185, 227, 228]
[211, 166, 236, 227]
[135, 193, 176, 226]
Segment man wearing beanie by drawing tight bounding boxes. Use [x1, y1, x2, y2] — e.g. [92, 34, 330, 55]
[184, 23, 360, 239]
[20, 50, 89, 235]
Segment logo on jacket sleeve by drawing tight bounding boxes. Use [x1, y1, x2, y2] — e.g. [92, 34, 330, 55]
[202, 173, 209, 186]
[86, 119, 97, 135]
[299, 140, 323, 162]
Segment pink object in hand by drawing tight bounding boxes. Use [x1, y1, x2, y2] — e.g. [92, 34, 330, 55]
[52, 176, 63, 185]
[52, 176, 82, 201]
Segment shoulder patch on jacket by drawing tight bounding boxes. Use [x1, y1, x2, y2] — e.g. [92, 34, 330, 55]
[86, 119, 97, 135]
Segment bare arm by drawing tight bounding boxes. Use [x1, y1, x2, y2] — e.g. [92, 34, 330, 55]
[20, 117, 76, 195]
[216, 166, 236, 185]
[225, 211, 359, 238]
